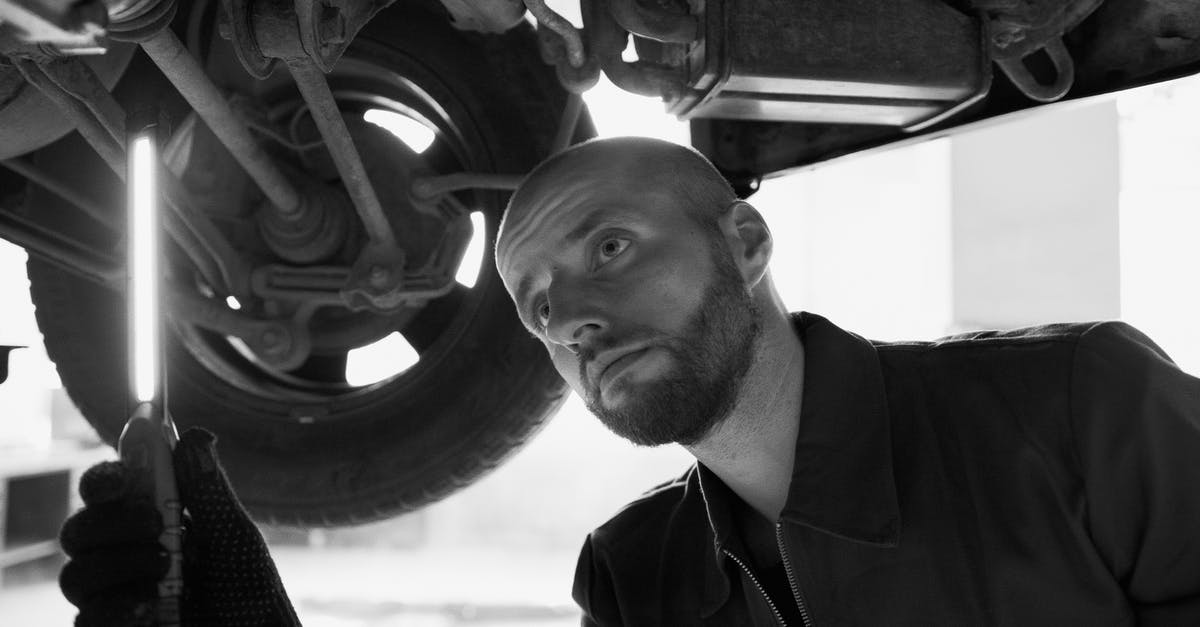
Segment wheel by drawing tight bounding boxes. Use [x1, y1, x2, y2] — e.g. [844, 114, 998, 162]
[25, 2, 589, 526]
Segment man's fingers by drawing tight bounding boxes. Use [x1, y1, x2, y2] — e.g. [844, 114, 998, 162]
[77, 461, 133, 506]
[172, 427, 221, 484]
[173, 428, 250, 525]
[59, 545, 166, 608]
[60, 499, 163, 557]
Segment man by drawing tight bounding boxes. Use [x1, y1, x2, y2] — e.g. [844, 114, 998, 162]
[494, 137, 1200, 625]
[60, 136, 1200, 626]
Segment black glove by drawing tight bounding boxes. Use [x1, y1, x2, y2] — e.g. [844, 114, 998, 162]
[59, 428, 300, 626]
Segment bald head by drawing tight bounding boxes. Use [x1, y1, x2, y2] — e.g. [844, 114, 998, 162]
[496, 137, 736, 268]
[490, 137, 778, 449]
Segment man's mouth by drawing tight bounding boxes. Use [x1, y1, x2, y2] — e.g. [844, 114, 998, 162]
[595, 348, 651, 391]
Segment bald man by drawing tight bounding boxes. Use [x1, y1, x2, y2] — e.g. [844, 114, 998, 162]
[496, 137, 1200, 626]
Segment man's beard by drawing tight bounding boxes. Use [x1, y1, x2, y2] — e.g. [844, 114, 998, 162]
[580, 248, 762, 447]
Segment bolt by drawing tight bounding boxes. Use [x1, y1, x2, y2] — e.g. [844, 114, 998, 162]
[990, 22, 1026, 50]
[368, 265, 391, 288]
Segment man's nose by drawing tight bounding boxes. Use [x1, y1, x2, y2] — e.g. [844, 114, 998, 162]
[544, 282, 607, 351]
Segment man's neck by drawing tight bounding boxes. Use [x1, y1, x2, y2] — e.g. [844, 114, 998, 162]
[685, 307, 805, 522]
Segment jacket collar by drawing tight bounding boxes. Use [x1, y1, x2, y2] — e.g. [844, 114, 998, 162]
[696, 312, 901, 618]
[699, 311, 901, 555]
[783, 312, 901, 545]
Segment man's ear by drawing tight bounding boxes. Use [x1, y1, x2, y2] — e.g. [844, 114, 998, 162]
[720, 200, 773, 287]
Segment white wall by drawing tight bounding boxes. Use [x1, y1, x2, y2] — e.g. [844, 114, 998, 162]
[1117, 78, 1200, 374]
[757, 140, 954, 342]
[949, 101, 1122, 330]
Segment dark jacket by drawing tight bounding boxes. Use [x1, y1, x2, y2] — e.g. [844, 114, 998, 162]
[572, 313, 1200, 626]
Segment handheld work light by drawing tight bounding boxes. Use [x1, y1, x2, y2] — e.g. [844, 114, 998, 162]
[117, 116, 184, 627]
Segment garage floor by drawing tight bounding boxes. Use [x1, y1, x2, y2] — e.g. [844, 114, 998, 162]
[0, 546, 581, 626]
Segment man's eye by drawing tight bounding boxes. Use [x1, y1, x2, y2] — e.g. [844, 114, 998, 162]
[596, 236, 631, 266]
[534, 302, 550, 329]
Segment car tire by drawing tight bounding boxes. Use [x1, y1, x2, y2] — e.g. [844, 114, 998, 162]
[25, 1, 586, 526]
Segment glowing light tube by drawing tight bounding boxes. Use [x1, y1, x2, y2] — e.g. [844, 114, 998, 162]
[129, 134, 160, 403]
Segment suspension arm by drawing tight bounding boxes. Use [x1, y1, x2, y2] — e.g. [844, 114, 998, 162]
[0, 207, 121, 287]
[285, 58, 396, 248]
[0, 158, 120, 232]
[138, 28, 304, 216]
[13, 56, 252, 297]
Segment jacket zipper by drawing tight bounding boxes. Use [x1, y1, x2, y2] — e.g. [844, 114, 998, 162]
[723, 549, 790, 627]
[776, 523, 814, 627]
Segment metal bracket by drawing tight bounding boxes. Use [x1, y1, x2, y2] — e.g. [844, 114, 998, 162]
[220, 0, 394, 76]
[980, 0, 1103, 103]
[165, 284, 313, 371]
[250, 209, 472, 313]
[994, 36, 1075, 103]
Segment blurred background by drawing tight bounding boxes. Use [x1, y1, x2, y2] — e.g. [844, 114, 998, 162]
[2, 37, 1199, 627]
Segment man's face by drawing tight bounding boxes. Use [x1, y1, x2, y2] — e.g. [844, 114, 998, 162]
[497, 159, 761, 446]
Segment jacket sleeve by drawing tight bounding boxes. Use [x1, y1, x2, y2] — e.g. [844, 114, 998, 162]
[1070, 321, 1200, 624]
[573, 532, 624, 626]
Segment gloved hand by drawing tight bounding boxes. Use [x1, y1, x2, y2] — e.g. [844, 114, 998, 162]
[59, 428, 300, 626]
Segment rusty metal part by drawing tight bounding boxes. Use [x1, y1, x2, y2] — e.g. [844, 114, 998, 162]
[0, 205, 121, 286]
[607, 0, 697, 44]
[340, 243, 405, 311]
[972, 0, 1101, 103]
[137, 27, 304, 215]
[410, 172, 522, 200]
[256, 180, 349, 263]
[995, 36, 1075, 102]
[523, 0, 586, 67]
[343, 206, 472, 311]
[690, 0, 1200, 184]
[251, 210, 471, 312]
[0, 157, 118, 230]
[165, 284, 312, 370]
[220, 0, 394, 76]
[664, 0, 989, 129]
[0, 194, 310, 369]
[286, 58, 396, 245]
[535, 24, 600, 93]
[582, 0, 685, 98]
[285, 55, 403, 311]
[0, 39, 134, 159]
[12, 58, 125, 175]
[218, 0, 274, 78]
[14, 56, 250, 296]
[0, 0, 109, 53]
[292, 0, 393, 73]
[234, 0, 456, 312]
[161, 173, 252, 296]
[978, 0, 1104, 60]
[41, 57, 248, 294]
[251, 263, 347, 306]
[437, 0, 525, 33]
